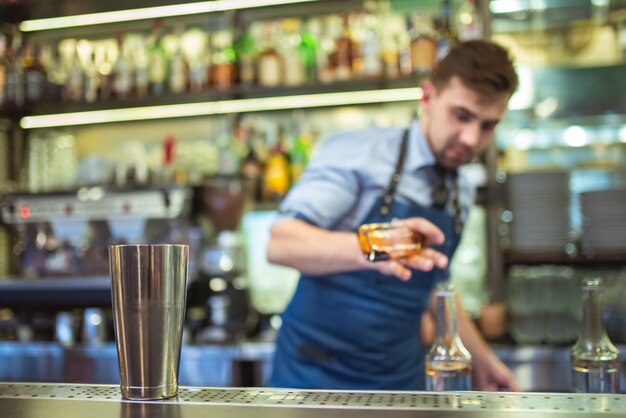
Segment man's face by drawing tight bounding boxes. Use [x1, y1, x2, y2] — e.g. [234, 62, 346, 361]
[420, 76, 510, 170]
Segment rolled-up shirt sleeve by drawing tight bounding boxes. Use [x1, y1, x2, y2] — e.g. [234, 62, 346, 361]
[278, 133, 363, 230]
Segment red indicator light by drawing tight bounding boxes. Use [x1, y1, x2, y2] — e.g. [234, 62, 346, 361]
[19, 206, 31, 219]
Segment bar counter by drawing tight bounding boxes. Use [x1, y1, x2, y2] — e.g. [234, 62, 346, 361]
[2, 341, 625, 392]
[1, 382, 625, 418]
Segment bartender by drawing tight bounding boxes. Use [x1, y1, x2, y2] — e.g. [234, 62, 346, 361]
[266, 40, 519, 391]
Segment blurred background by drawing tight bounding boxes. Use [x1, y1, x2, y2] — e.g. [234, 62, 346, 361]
[0, 0, 625, 392]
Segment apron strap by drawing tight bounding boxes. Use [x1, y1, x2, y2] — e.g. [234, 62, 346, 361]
[379, 128, 410, 216]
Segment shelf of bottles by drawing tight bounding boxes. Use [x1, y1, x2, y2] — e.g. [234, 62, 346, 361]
[0, 0, 487, 203]
[0, 0, 485, 127]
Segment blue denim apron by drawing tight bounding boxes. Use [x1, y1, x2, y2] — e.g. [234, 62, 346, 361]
[271, 129, 462, 390]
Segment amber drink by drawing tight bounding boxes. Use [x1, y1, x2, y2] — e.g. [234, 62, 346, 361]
[425, 361, 472, 391]
[358, 222, 422, 262]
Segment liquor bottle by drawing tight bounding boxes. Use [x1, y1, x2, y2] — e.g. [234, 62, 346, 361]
[279, 18, 305, 87]
[299, 19, 318, 83]
[211, 29, 236, 90]
[263, 125, 291, 201]
[60, 39, 84, 103]
[22, 41, 47, 104]
[77, 40, 98, 103]
[289, 127, 312, 182]
[619, 18, 626, 63]
[96, 41, 117, 101]
[334, 14, 353, 81]
[133, 35, 150, 98]
[257, 22, 282, 88]
[235, 25, 256, 86]
[148, 20, 168, 96]
[408, 13, 436, 74]
[455, 0, 483, 42]
[160, 134, 176, 184]
[39, 44, 63, 103]
[169, 25, 189, 94]
[0, 34, 8, 107]
[570, 277, 621, 393]
[425, 282, 472, 391]
[113, 34, 133, 99]
[216, 120, 238, 175]
[348, 12, 364, 78]
[435, 0, 457, 61]
[239, 125, 264, 202]
[315, 16, 336, 84]
[183, 27, 209, 92]
[360, 11, 383, 79]
[4, 30, 24, 108]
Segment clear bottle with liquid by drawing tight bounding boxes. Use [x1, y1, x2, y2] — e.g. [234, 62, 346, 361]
[570, 277, 621, 393]
[425, 282, 472, 391]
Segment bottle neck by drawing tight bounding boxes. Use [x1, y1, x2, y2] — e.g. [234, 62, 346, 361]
[580, 285, 607, 343]
[434, 285, 458, 344]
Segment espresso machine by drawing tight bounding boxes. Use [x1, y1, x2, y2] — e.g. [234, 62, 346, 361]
[0, 185, 197, 342]
[186, 176, 256, 344]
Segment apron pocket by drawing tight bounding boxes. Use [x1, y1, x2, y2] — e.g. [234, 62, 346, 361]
[298, 344, 336, 362]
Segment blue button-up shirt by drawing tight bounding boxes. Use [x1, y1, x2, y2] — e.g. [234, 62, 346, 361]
[279, 120, 476, 232]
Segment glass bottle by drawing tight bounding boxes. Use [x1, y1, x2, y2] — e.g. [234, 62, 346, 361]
[210, 29, 236, 90]
[95, 40, 117, 101]
[279, 18, 305, 87]
[263, 125, 291, 202]
[299, 19, 318, 84]
[235, 24, 256, 87]
[182, 27, 209, 92]
[360, 11, 383, 79]
[76, 39, 98, 103]
[168, 24, 188, 94]
[40, 44, 64, 103]
[257, 22, 282, 88]
[435, 0, 456, 61]
[148, 20, 168, 96]
[408, 12, 436, 75]
[59, 39, 84, 103]
[113, 34, 133, 99]
[315, 16, 336, 84]
[455, 0, 483, 42]
[334, 14, 353, 81]
[570, 277, 621, 393]
[289, 128, 312, 183]
[0, 34, 8, 107]
[425, 282, 472, 391]
[22, 41, 47, 105]
[239, 125, 263, 203]
[132, 35, 150, 98]
[4, 30, 24, 108]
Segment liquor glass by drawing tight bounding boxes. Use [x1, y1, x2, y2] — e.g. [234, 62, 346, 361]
[357, 222, 422, 262]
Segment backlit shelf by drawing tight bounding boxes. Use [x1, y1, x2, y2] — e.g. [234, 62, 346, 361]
[20, 87, 423, 129]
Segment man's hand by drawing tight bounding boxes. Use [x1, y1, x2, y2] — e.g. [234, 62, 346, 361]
[367, 217, 449, 281]
[473, 352, 520, 392]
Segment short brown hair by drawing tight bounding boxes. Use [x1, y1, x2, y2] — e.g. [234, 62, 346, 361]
[431, 40, 518, 98]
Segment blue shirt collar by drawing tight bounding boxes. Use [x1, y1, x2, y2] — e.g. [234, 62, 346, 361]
[406, 119, 436, 171]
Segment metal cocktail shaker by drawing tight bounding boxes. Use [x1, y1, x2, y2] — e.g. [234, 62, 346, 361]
[109, 244, 189, 400]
